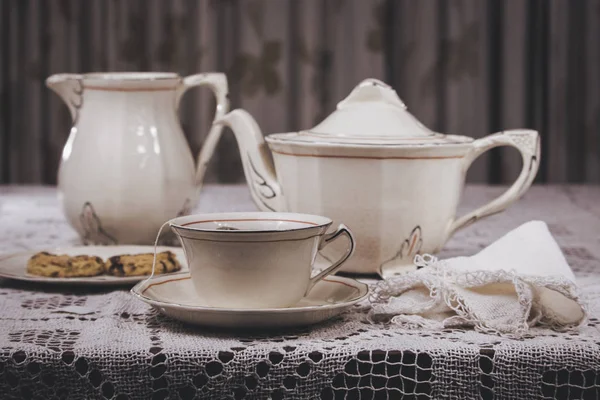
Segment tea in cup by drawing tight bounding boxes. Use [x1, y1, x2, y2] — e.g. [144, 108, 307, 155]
[168, 212, 355, 309]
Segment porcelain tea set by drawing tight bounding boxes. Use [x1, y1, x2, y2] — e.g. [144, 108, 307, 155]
[45, 72, 540, 328]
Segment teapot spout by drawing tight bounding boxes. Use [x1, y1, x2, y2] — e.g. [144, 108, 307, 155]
[46, 74, 84, 123]
[214, 109, 284, 212]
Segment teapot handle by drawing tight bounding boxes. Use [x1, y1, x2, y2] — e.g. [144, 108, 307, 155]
[176, 73, 230, 187]
[444, 129, 540, 241]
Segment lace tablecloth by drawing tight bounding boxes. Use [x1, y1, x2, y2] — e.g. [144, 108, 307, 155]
[1, 184, 599, 400]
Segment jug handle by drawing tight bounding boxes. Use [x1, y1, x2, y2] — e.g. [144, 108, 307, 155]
[443, 129, 540, 242]
[176, 73, 230, 187]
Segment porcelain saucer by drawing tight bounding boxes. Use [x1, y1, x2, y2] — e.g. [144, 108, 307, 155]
[0, 246, 187, 286]
[131, 272, 369, 329]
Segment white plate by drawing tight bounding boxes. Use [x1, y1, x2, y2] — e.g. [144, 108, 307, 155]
[131, 272, 369, 329]
[0, 246, 187, 286]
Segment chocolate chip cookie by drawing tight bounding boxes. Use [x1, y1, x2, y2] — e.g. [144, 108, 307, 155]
[27, 251, 105, 278]
[105, 251, 181, 277]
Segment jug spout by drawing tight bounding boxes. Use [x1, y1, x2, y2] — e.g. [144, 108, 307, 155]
[214, 110, 284, 212]
[46, 74, 84, 123]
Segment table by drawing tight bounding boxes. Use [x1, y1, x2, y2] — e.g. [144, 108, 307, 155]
[1, 184, 600, 400]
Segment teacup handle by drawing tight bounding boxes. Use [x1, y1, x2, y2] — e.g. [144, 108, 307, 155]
[176, 73, 230, 189]
[443, 129, 540, 243]
[306, 224, 355, 293]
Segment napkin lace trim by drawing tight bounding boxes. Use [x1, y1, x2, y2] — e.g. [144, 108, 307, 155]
[368, 255, 587, 337]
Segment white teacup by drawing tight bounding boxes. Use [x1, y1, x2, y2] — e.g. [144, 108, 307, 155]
[168, 212, 355, 309]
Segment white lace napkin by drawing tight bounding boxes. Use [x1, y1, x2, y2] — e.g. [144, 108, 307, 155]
[368, 221, 587, 337]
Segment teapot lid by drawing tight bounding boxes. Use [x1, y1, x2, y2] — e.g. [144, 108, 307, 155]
[285, 78, 471, 146]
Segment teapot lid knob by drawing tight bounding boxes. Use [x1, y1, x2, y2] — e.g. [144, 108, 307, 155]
[336, 78, 407, 110]
[304, 77, 441, 141]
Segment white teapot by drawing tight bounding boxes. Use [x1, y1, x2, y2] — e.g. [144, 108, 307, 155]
[47, 72, 229, 245]
[216, 78, 540, 276]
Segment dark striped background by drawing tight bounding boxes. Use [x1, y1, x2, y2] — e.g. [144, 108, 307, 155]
[0, 0, 598, 184]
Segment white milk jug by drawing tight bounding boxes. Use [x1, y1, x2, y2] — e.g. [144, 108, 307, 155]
[46, 72, 229, 245]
